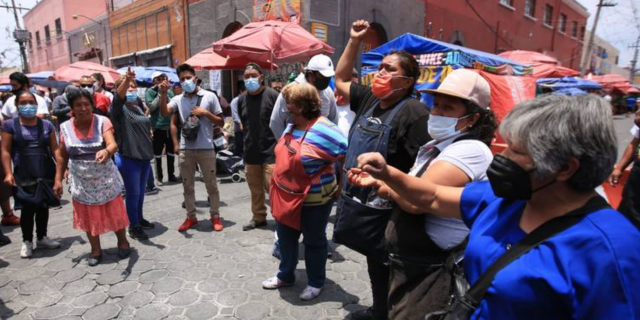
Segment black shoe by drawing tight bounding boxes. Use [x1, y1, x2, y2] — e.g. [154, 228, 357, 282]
[0, 233, 11, 246]
[350, 307, 374, 320]
[88, 255, 102, 267]
[182, 201, 186, 209]
[128, 226, 149, 240]
[242, 219, 267, 231]
[145, 187, 159, 195]
[168, 175, 179, 183]
[118, 247, 131, 259]
[139, 219, 155, 229]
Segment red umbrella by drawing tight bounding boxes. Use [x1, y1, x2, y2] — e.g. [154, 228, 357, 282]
[0, 75, 9, 85]
[533, 64, 580, 78]
[499, 50, 558, 65]
[54, 61, 121, 85]
[185, 47, 278, 70]
[213, 21, 334, 64]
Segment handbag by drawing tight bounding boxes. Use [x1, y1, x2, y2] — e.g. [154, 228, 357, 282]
[181, 95, 203, 141]
[425, 195, 611, 320]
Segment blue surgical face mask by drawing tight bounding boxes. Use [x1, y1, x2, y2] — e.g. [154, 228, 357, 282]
[427, 114, 471, 141]
[126, 91, 138, 103]
[244, 77, 261, 93]
[181, 78, 196, 93]
[19, 104, 37, 119]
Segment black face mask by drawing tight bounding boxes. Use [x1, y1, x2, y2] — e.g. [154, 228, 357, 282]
[486, 154, 557, 201]
[312, 75, 331, 91]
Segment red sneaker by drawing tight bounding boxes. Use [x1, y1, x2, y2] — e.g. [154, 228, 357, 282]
[1, 213, 20, 226]
[212, 216, 224, 232]
[178, 217, 198, 232]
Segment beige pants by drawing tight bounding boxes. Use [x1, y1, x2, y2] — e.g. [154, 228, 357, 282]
[245, 163, 274, 222]
[179, 149, 221, 217]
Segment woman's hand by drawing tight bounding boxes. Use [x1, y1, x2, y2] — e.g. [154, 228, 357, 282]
[53, 180, 63, 199]
[350, 20, 370, 41]
[95, 149, 110, 164]
[126, 66, 136, 83]
[357, 152, 390, 181]
[4, 174, 15, 187]
[609, 167, 623, 186]
[347, 168, 382, 188]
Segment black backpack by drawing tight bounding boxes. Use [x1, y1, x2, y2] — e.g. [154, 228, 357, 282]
[181, 95, 203, 141]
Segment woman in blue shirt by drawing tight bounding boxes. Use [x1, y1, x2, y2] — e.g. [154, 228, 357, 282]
[350, 95, 640, 319]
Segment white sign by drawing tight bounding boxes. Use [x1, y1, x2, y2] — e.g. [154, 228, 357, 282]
[209, 70, 222, 94]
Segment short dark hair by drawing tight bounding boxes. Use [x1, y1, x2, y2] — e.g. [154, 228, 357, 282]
[9, 72, 29, 87]
[67, 87, 96, 111]
[176, 64, 196, 77]
[245, 63, 264, 75]
[14, 90, 36, 106]
[463, 100, 498, 146]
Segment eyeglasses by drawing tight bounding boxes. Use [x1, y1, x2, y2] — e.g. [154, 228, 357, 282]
[79, 84, 93, 88]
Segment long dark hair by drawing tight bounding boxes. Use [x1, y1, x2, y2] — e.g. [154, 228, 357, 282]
[92, 73, 107, 90]
[464, 100, 498, 146]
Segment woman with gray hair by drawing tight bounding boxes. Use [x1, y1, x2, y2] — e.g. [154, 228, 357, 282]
[349, 95, 640, 318]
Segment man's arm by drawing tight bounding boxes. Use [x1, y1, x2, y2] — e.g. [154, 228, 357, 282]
[269, 93, 288, 139]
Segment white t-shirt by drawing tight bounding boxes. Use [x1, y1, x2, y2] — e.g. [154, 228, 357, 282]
[411, 138, 493, 250]
[167, 88, 222, 150]
[1, 95, 50, 118]
[336, 104, 356, 138]
[101, 90, 114, 102]
[631, 125, 639, 139]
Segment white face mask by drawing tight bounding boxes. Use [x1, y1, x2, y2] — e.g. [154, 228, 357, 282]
[427, 114, 471, 141]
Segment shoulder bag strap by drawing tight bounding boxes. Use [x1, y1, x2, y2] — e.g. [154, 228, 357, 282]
[12, 117, 25, 152]
[464, 195, 611, 307]
[381, 98, 409, 126]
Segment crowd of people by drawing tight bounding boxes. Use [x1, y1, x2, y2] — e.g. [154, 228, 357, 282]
[0, 18, 639, 319]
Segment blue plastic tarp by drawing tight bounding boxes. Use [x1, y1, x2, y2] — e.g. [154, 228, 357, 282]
[537, 77, 602, 90]
[552, 88, 588, 96]
[0, 85, 11, 92]
[116, 66, 179, 87]
[361, 33, 530, 74]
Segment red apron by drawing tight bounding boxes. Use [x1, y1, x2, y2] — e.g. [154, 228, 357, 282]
[270, 120, 317, 231]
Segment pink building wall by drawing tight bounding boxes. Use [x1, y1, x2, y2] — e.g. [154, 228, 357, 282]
[24, 0, 108, 72]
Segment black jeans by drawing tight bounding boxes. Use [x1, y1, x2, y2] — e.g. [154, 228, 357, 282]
[21, 207, 49, 243]
[367, 255, 390, 320]
[152, 128, 175, 181]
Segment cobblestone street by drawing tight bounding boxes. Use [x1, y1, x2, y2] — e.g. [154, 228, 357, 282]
[0, 171, 372, 319]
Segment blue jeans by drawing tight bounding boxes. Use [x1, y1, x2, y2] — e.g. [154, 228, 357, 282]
[116, 154, 151, 226]
[277, 200, 334, 288]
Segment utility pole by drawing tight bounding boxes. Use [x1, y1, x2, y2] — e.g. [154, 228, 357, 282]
[9, 0, 30, 73]
[581, 0, 616, 76]
[630, 36, 640, 83]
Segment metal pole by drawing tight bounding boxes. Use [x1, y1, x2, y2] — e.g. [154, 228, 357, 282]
[630, 35, 640, 83]
[581, 0, 616, 75]
[10, 0, 29, 73]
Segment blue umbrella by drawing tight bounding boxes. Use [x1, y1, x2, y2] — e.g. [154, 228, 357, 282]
[0, 85, 11, 92]
[116, 66, 179, 87]
[27, 70, 68, 89]
[537, 77, 602, 90]
[552, 88, 588, 96]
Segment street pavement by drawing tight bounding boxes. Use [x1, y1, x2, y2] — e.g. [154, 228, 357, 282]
[0, 113, 634, 320]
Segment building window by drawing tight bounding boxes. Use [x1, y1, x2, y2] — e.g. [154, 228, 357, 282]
[55, 18, 62, 39]
[28, 32, 33, 50]
[571, 21, 578, 37]
[44, 25, 51, 43]
[525, 0, 536, 17]
[580, 25, 586, 40]
[544, 5, 553, 27]
[500, 0, 514, 8]
[559, 13, 567, 33]
[35, 31, 41, 47]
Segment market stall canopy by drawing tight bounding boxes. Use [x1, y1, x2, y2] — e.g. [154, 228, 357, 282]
[361, 33, 532, 76]
[0, 75, 9, 85]
[185, 47, 278, 71]
[532, 64, 580, 78]
[116, 66, 179, 87]
[54, 61, 121, 85]
[212, 21, 334, 64]
[537, 77, 602, 90]
[586, 74, 630, 87]
[27, 70, 68, 88]
[498, 50, 558, 65]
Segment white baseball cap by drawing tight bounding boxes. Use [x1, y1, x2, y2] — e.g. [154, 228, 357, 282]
[151, 71, 166, 81]
[305, 54, 335, 78]
[420, 69, 491, 109]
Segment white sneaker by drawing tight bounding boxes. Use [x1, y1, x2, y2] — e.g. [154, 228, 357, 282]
[20, 241, 33, 258]
[299, 285, 322, 301]
[36, 237, 61, 249]
[262, 277, 294, 290]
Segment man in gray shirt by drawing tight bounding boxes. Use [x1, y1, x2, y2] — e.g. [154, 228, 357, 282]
[159, 63, 225, 233]
[269, 54, 338, 138]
